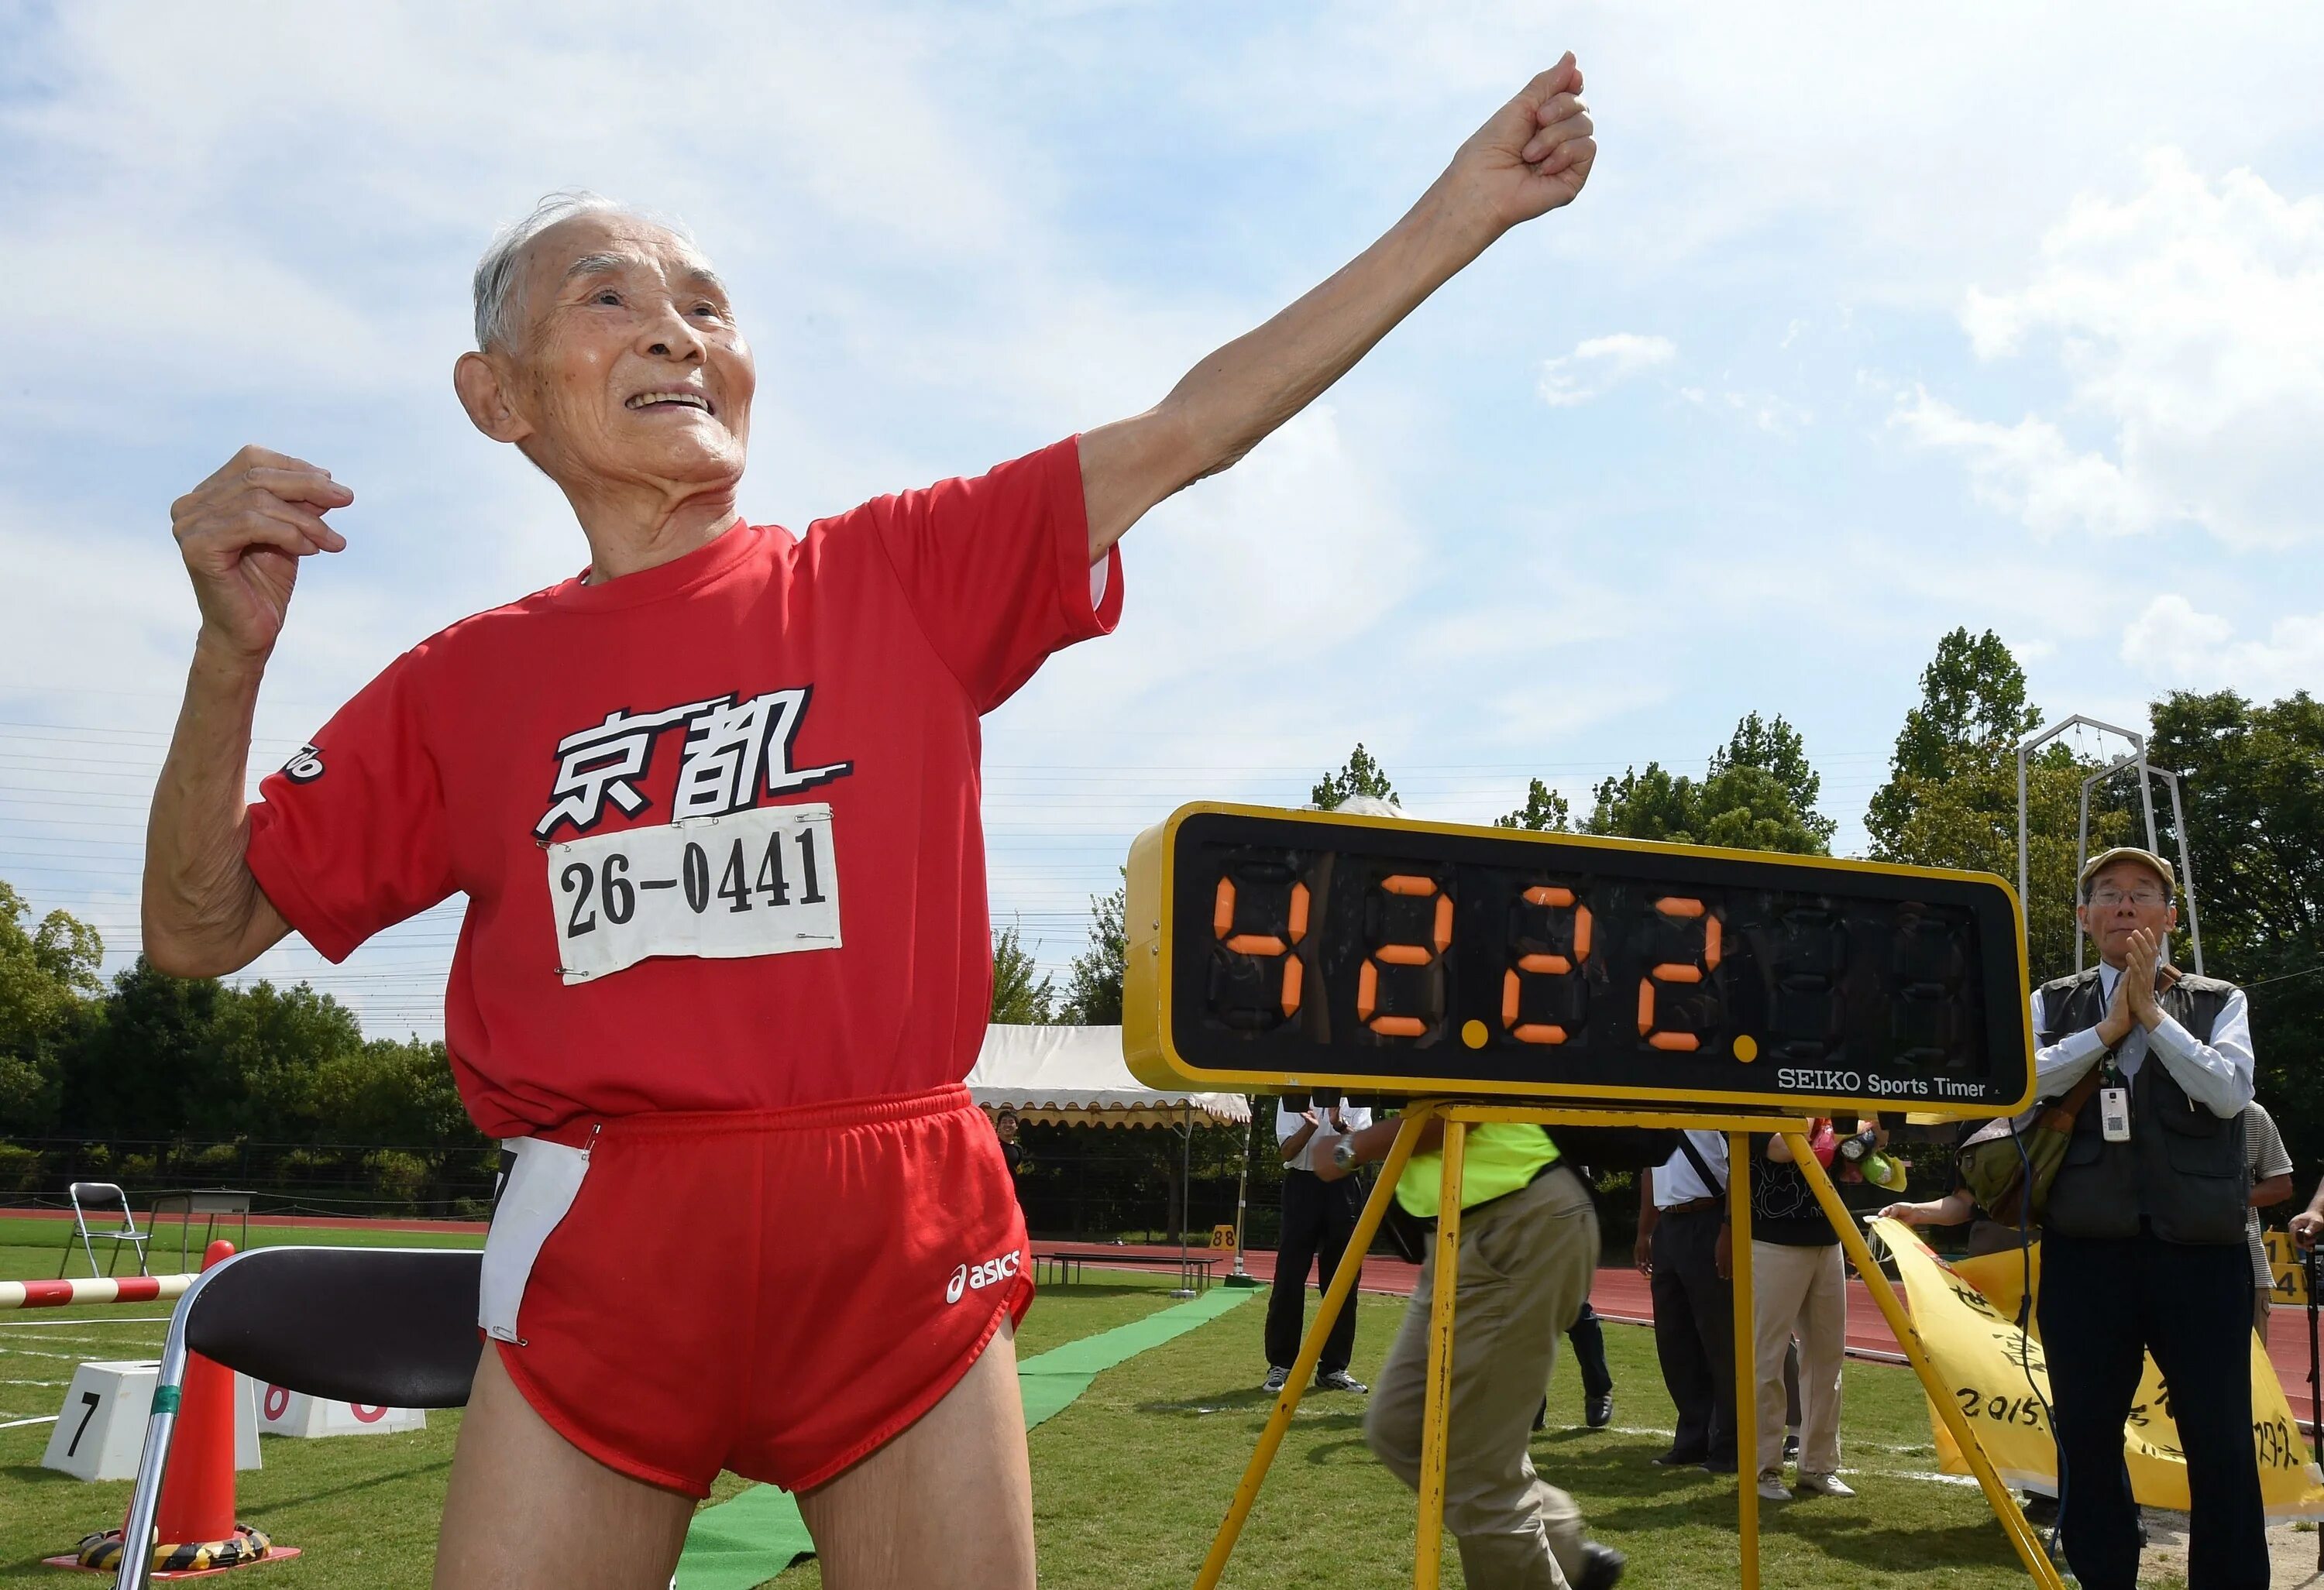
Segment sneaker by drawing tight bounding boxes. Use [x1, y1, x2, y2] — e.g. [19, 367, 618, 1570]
[1757, 1469, 1793, 1501]
[1699, 1455, 1738, 1474]
[1586, 1393, 1614, 1429]
[1794, 1471, 1855, 1498]
[1263, 1365, 1288, 1393]
[1574, 1541, 1625, 1590]
[1315, 1368, 1369, 1393]
[1650, 1449, 1707, 1467]
[1783, 1431, 1801, 1461]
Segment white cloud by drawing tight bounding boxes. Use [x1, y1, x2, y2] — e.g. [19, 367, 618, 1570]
[1889, 386, 2161, 538]
[1906, 149, 2324, 548]
[2121, 596, 2324, 695]
[1538, 333, 1676, 407]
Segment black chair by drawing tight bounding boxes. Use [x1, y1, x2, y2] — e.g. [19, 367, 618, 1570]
[113, 1246, 483, 1590]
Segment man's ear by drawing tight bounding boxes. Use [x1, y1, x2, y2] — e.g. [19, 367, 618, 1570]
[455, 352, 535, 445]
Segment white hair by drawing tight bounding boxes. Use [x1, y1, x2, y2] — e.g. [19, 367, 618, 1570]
[470, 190, 700, 352]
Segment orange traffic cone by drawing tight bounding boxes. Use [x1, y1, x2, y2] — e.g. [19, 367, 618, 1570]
[150, 1241, 246, 1551]
[57, 1238, 300, 1576]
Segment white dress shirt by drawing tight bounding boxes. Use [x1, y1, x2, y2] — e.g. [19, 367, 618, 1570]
[1277, 1099, 1374, 1173]
[2030, 960, 2255, 1119]
[1653, 1131, 1730, 1206]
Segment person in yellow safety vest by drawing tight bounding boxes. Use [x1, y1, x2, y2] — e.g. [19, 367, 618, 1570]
[1318, 1115, 1624, 1590]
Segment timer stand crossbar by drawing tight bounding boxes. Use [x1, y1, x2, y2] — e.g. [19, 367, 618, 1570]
[1185, 1101, 2068, 1590]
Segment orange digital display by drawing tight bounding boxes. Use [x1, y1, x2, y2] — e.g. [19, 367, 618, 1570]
[1130, 804, 2035, 1115]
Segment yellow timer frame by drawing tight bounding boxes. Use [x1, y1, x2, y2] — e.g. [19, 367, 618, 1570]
[1123, 802, 2034, 1119]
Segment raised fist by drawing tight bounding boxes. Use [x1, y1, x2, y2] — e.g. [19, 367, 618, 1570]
[1440, 53, 1598, 238]
[170, 445, 352, 661]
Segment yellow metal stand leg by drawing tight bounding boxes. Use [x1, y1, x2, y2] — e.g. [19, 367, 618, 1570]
[1191, 1108, 1434, 1590]
[1413, 1120, 1468, 1590]
[1730, 1131, 1759, 1590]
[1785, 1136, 2067, 1590]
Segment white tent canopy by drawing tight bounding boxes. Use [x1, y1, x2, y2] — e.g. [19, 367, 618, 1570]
[966, 1025, 1250, 1129]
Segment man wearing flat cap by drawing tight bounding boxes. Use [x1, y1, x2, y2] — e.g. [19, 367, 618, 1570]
[2031, 846, 2264, 1590]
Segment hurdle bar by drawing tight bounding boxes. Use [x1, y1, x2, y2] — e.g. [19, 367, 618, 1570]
[1, 1274, 194, 1311]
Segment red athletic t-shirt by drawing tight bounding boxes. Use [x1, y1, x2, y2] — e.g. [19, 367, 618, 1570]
[245, 438, 1121, 1139]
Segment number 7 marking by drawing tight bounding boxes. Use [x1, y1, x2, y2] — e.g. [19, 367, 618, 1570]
[67, 1389, 100, 1456]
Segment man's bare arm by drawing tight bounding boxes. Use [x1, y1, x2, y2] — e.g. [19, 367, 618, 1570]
[143, 446, 349, 977]
[144, 642, 293, 975]
[1078, 57, 1596, 558]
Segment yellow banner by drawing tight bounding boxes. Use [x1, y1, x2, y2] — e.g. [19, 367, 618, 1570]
[1870, 1217, 2324, 1520]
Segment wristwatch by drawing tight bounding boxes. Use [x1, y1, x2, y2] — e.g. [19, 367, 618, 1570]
[1332, 1137, 1359, 1173]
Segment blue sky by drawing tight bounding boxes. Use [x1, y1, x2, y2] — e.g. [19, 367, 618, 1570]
[3, 2, 2320, 1039]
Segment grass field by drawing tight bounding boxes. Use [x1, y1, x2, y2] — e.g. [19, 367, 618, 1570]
[4, 1214, 2058, 1588]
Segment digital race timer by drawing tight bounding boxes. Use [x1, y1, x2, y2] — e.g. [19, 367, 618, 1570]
[1122, 804, 2033, 1118]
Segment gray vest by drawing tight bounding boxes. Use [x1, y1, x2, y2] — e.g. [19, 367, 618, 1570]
[2039, 967, 2243, 1245]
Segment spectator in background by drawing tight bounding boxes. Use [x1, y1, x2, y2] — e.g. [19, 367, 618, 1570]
[1749, 1122, 1860, 1502]
[993, 1109, 1029, 1217]
[1879, 1116, 2038, 1257]
[1636, 1131, 1739, 1472]
[1266, 1096, 1372, 1394]
[2244, 1101, 2294, 1334]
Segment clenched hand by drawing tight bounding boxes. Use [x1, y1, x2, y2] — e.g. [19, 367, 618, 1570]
[1439, 53, 1598, 239]
[170, 446, 353, 661]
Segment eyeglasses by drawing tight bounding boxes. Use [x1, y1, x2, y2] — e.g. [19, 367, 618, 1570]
[2088, 887, 2166, 908]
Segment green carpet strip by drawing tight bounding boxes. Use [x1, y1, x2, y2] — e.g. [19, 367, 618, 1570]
[676, 1285, 1253, 1590]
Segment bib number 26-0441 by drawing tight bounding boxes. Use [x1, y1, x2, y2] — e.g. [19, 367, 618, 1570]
[548, 804, 841, 984]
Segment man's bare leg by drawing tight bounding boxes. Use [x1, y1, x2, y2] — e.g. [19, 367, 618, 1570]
[434, 1346, 695, 1590]
[797, 1320, 1035, 1590]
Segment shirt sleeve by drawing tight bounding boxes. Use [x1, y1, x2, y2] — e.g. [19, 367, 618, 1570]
[2149, 988, 2256, 1118]
[244, 649, 456, 963]
[2260, 1106, 2295, 1180]
[1275, 1103, 1302, 1146]
[2032, 984, 2109, 1095]
[865, 436, 1124, 713]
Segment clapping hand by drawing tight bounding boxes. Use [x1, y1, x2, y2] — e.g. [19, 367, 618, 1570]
[2120, 927, 2164, 1029]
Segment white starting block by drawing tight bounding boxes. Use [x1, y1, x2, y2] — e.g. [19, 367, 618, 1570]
[256, 1381, 425, 1437]
[43, 1361, 260, 1482]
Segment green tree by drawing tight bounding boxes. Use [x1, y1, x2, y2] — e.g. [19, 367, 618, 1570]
[1058, 879, 1126, 1025]
[1583, 715, 1833, 857]
[1311, 743, 1397, 810]
[1863, 630, 2140, 981]
[313, 1038, 476, 1148]
[2150, 689, 2324, 1180]
[0, 881, 103, 1134]
[1494, 778, 1573, 832]
[989, 922, 1056, 1025]
[1714, 712, 1835, 849]
[1866, 627, 2044, 855]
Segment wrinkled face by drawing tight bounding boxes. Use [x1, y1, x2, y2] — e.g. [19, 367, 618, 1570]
[494, 212, 753, 493]
[2076, 859, 2177, 966]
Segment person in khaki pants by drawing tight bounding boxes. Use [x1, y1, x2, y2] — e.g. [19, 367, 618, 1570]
[1320, 1117, 1624, 1590]
[1748, 1127, 1854, 1500]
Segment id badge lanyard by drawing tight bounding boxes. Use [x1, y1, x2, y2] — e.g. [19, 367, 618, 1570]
[2099, 1055, 2132, 1143]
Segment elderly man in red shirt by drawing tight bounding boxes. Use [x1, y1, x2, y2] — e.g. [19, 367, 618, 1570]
[143, 60, 1597, 1590]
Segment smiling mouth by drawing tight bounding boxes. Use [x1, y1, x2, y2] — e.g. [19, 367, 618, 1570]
[625, 390, 715, 416]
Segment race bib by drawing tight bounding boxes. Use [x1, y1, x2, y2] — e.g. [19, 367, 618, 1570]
[548, 804, 841, 984]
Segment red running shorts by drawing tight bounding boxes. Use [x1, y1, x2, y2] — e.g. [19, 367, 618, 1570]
[483, 1083, 1032, 1496]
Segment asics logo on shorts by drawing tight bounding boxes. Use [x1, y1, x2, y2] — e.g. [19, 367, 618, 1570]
[945, 1248, 1023, 1303]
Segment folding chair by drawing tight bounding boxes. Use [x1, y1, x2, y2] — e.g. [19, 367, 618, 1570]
[59, 1183, 151, 1279]
[112, 1246, 484, 1590]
